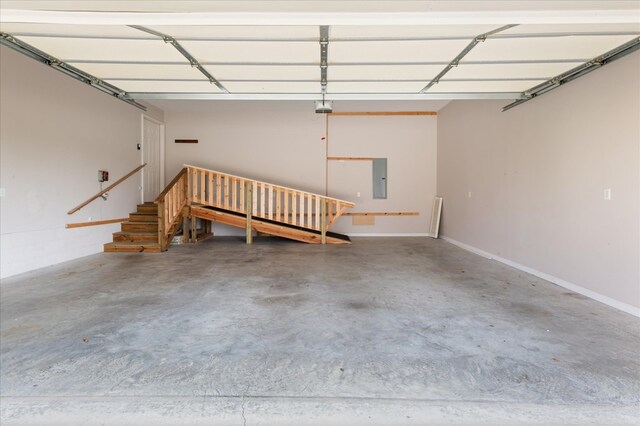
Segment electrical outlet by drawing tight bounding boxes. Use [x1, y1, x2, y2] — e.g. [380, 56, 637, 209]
[604, 188, 611, 201]
[0, 188, 5, 197]
[356, 192, 361, 198]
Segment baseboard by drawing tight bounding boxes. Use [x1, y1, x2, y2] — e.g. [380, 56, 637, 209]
[440, 235, 640, 318]
[347, 233, 431, 237]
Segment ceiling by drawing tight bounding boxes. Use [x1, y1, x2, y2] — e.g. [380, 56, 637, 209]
[1, 1, 639, 104]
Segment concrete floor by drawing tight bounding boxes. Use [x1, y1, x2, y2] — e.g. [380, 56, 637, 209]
[1, 237, 639, 425]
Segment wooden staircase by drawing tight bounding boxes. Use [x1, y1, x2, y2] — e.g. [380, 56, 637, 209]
[104, 165, 355, 252]
[104, 203, 161, 252]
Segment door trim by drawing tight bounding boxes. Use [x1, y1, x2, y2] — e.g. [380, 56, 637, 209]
[140, 114, 165, 203]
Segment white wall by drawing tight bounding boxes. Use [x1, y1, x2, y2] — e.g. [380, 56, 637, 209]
[437, 51, 640, 315]
[0, 46, 163, 279]
[158, 100, 442, 235]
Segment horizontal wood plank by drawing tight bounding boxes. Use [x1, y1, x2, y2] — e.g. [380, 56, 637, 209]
[327, 157, 374, 161]
[343, 212, 419, 216]
[66, 217, 128, 229]
[329, 111, 437, 116]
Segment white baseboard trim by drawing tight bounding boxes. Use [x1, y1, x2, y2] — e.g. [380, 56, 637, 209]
[440, 235, 640, 318]
[347, 233, 431, 237]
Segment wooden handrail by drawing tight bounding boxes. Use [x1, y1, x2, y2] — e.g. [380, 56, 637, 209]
[67, 163, 146, 215]
[66, 217, 128, 228]
[154, 167, 187, 203]
[183, 164, 355, 207]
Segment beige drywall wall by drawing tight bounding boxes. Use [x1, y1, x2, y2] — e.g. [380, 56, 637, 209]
[0, 46, 159, 278]
[437, 51, 640, 313]
[160, 100, 440, 235]
[327, 114, 437, 234]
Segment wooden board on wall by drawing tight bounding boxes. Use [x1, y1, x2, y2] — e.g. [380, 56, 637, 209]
[352, 215, 375, 226]
[329, 111, 437, 116]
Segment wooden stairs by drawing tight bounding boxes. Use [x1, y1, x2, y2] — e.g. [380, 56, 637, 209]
[104, 203, 161, 252]
[104, 165, 355, 252]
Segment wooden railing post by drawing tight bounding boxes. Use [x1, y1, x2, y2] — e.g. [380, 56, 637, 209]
[321, 198, 327, 245]
[157, 200, 166, 250]
[245, 181, 253, 244]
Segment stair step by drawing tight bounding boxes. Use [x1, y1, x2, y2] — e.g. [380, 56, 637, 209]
[121, 221, 158, 232]
[129, 212, 158, 222]
[113, 231, 158, 243]
[104, 242, 161, 253]
[137, 203, 158, 214]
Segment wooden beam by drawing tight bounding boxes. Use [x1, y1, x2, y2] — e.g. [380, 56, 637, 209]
[343, 212, 420, 216]
[328, 111, 437, 116]
[327, 156, 374, 161]
[66, 217, 127, 229]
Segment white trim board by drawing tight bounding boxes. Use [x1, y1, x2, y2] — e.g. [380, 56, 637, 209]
[440, 235, 640, 318]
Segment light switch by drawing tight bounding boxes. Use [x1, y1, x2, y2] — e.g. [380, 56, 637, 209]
[0, 188, 5, 197]
[604, 188, 611, 201]
[468, 191, 472, 198]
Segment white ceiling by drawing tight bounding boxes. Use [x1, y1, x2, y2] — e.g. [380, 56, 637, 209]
[0, 2, 638, 101]
[2, 1, 639, 13]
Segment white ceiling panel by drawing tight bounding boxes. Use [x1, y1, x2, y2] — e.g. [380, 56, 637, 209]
[330, 25, 499, 39]
[0, 23, 153, 38]
[446, 62, 582, 80]
[18, 36, 186, 62]
[181, 41, 318, 63]
[205, 65, 318, 80]
[464, 35, 637, 62]
[330, 40, 469, 63]
[500, 23, 640, 35]
[328, 81, 426, 93]
[427, 80, 542, 93]
[1, 1, 638, 13]
[105, 80, 221, 93]
[328, 65, 441, 81]
[148, 25, 319, 39]
[222, 81, 320, 93]
[73, 63, 205, 79]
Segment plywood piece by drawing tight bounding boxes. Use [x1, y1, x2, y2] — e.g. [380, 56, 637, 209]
[353, 215, 375, 226]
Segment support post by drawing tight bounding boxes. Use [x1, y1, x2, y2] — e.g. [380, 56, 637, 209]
[157, 200, 166, 251]
[321, 198, 327, 245]
[183, 170, 191, 243]
[191, 215, 197, 243]
[182, 207, 189, 243]
[246, 181, 253, 244]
